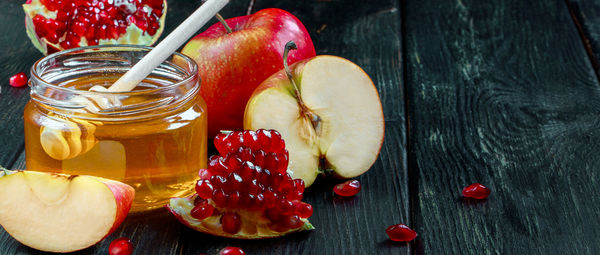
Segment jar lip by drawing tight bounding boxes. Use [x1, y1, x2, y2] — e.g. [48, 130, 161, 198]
[30, 44, 199, 96]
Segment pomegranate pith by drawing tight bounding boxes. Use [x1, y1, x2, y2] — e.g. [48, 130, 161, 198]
[9, 72, 28, 88]
[333, 179, 361, 197]
[23, 0, 167, 54]
[462, 183, 491, 199]
[168, 129, 314, 239]
[386, 224, 417, 242]
[108, 237, 134, 255]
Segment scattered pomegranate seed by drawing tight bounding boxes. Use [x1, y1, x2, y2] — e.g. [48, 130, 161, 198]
[108, 237, 134, 255]
[219, 246, 245, 255]
[462, 183, 491, 199]
[333, 180, 361, 197]
[386, 224, 417, 242]
[9, 72, 27, 88]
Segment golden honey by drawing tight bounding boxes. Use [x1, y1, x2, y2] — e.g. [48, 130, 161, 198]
[24, 46, 206, 212]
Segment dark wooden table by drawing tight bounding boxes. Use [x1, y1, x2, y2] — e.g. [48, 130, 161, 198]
[3, 0, 600, 254]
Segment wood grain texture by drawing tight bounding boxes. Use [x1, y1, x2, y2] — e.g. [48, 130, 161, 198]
[567, 0, 600, 73]
[404, 0, 600, 254]
[0, 0, 408, 254]
[0, 1, 42, 167]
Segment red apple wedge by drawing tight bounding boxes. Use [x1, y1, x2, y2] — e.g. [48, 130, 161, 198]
[0, 169, 134, 253]
[244, 42, 385, 187]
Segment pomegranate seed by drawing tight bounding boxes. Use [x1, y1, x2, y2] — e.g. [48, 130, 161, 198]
[223, 154, 242, 171]
[386, 224, 417, 242]
[265, 152, 287, 174]
[238, 147, 253, 162]
[281, 215, 304, 229]
[208, 157, 228, 174]
[191, 201, 214, 220]
[252, 193, 265, 209]
[265, 208, 283, 222]
[108, 237, 134, 255]
[263, 190, 277, 207]
[279, 199, 295, 215]
[294, 179, 305, 193]
[462, 183, 491, 199]
[221, 212, 242, 234]
[219, 247, 245, 255]
[195, 179, 213, 199]
[253, 149, 266, 167]
[9, 72, 28, 88]
[238, 162, 255, 180]
[214, 133, 229, 155]
[269, 131, 285, 152]
[256, 129, 271, 148]
[334, 180, 361, 197]
[242, 130, 258, 150]
[212, 189, 229, 208]
[294, 202, 313, 218]
[228, 191, 241, 208]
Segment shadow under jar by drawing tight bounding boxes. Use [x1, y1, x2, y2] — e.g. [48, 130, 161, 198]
[24, 45, 207, 212]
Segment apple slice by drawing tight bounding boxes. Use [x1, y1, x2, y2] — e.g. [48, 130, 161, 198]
[244, 42, 385, 187]
[0, 168, 134, 253]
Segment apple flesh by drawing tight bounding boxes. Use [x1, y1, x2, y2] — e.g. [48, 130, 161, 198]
[244, 55, 385, 187]
[181, 8, 316, 137]
[0, 169, 134, 253]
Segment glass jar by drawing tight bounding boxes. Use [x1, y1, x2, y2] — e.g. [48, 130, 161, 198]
[24, 45, 207, 212]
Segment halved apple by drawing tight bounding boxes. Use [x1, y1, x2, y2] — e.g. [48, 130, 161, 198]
[244, 43, 384, 187]
[0, 169, 134, 253]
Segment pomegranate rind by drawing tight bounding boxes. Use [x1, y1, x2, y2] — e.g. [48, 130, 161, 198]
[22, 0, 167, 55]
[167, 195, 314, 239]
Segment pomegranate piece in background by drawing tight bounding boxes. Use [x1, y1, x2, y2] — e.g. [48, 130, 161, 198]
[22, 0, 167, 55]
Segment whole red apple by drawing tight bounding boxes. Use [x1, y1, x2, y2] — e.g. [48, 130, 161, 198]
[181, 8, 316, 137]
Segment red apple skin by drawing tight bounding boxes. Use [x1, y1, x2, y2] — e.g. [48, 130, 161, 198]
[182, 8, 316, 137]
[99, 178, 135, 238]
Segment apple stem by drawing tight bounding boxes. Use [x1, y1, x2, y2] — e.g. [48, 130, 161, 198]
[283, 41, 322, 133]
[215, 13, 233, 34]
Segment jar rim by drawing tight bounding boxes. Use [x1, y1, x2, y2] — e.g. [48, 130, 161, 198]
[28, 44, 201, 121]
[30, 44, 199, 96]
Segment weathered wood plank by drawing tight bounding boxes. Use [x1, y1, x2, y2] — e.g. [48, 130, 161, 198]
[0, 1, 42, 167]
[567, 0, 600, 73]
[179, 0, 408, 254]
[405, 0, 600, 254]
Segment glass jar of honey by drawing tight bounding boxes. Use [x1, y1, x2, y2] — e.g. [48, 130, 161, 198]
[24, 45, 207, 212]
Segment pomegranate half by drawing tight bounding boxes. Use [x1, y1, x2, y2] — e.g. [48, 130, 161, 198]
[23, 0, 167, 55]
[168, 130, 315, 239]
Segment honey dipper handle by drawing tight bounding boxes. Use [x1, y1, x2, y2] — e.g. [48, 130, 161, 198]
[108, 0, 229, 92]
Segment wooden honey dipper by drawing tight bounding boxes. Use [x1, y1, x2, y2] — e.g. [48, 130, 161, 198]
[40, 0, 229, 160]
